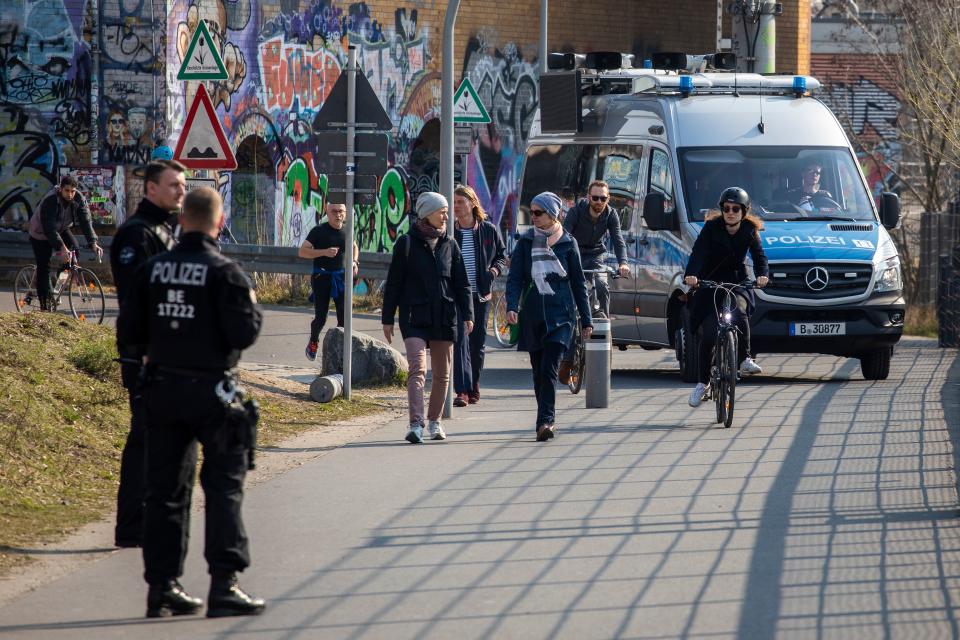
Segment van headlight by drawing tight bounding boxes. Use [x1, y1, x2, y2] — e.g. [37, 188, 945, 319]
[874, 257, 902, 293]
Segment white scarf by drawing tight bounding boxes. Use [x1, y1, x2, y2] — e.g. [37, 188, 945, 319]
[531, 223, 566, 295]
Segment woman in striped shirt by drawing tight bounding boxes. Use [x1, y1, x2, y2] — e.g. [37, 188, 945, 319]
[452, 185, 507, 406]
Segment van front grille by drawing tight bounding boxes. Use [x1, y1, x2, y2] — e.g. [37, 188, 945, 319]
[766, 262, 872, 300]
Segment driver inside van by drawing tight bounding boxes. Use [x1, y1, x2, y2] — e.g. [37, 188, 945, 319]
[786, 162, 834, 211]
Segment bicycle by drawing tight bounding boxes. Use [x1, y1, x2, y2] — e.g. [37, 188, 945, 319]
[567, 264, 620, 394]
[693, 280, 755, 428]
[14, 250, 106, 324]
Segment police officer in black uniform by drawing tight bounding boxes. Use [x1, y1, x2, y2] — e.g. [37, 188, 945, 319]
[110, 159, 185, 549]
[117, 186, 265, 618]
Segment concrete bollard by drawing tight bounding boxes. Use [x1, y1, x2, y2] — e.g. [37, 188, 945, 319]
[585, 319, 611, 408]
[310, 373, 344, 403]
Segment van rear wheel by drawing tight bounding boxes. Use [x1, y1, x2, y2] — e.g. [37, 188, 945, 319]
[859, 347, 893, 380]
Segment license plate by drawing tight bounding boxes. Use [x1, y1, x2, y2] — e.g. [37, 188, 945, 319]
[790, 322, 846, 336]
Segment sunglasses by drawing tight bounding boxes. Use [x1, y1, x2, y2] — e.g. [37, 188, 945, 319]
[110, 119, 123, 124]
[590, 195, 608, 202]
[722, 204, 743, 213]
[530, 208, 546, 216]
[804, 168, 821, 176]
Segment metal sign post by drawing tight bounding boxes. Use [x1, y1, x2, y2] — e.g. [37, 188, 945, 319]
[312, 47, 391, 402]
[441, 0, 461, 419]
[343, 46, 356, 401]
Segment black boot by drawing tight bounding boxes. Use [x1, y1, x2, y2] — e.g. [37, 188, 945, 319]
[207, 572, 266, 618]
[146, 579, 203, 618]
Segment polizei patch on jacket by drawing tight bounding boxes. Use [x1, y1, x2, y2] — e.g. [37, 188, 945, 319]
[150, 261, 209, 286]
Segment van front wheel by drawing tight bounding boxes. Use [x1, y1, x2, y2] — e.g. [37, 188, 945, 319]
[859, 347, 893, 380]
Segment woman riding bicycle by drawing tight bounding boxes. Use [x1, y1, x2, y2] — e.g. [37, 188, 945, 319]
[684, 187, 769, 408]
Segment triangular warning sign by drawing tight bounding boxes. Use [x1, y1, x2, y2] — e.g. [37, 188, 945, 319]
[312, 69, 393, 132]
[453, 78, 491, 124]
[177, 21, 228, 81]
[173, 84, 237, 169]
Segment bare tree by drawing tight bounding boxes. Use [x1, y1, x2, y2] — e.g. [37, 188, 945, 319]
[842, 1, 960, 213]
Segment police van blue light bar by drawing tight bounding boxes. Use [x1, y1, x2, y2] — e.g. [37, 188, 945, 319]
[792, 76, 807, 97]
[679, 75, 694, 96]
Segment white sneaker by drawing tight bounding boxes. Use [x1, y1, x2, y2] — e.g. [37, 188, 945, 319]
[427, 421, 446, 440]
[740, 357, 762, 375]
[405, 423, 424, 444]
[688, 383, 709, 407]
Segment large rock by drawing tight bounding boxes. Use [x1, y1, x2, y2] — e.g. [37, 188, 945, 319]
[321, 327, 407, 386]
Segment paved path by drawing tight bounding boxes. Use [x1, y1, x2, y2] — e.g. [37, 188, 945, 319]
[0, 325, 957, 638]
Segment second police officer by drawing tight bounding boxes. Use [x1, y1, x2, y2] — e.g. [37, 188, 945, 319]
[117, 186, 266, 619]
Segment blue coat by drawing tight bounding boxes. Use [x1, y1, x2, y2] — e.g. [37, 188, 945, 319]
[506, 228, 592, 352]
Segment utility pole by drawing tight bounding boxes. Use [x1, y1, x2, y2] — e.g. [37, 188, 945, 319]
[441, 0, 460, 419]
[540, 0, 548, 74]
[343, 46, 357, 400]
[729, 1, 781, 73]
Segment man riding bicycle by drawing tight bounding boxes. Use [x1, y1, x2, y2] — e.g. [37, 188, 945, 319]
[27, 175, 103, 311]
[558, 180, 629, 383]
[684, 187, 769, 408]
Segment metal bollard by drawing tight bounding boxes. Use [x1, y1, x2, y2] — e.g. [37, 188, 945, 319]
[585, 319, 612, 408]
[310, 373, 344, 403]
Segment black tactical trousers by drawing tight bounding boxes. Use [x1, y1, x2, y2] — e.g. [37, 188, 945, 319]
[115, 373, 146, 545]
[142, 375, 250, 585]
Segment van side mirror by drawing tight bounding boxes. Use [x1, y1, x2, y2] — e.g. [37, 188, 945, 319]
[879, 192, 900, 230]
[643, 192, 676, 231]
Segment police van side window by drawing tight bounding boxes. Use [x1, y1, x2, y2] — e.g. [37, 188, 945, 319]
[599, 145, 643, 232]
[649, 148, 675, 213]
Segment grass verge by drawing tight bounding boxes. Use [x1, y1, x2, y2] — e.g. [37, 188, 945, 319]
[253, 272, 383, 313]
[905, 304, 938, 338]
[0, 312, 397, 577]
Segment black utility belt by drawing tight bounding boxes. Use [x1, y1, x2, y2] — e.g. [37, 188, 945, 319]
[152, 365, 233, 381]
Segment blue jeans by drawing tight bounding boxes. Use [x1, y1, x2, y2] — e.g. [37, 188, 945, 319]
[529, 341, 566, 428]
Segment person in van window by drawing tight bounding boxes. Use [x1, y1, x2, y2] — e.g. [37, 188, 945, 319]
[683, 187, 770, 408]
[381, 192, 473, 444]
[786, 162, 834, 211]
[451, 185, 506, 407]
[557, 180, 629, 384]
[506, 192, 592, 442]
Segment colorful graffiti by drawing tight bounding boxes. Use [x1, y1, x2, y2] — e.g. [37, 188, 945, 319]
[0, 0, 90, 224]
[60, 165, 124, 224]
[462, 35, 538, 228]
[99, 0, 165, 164]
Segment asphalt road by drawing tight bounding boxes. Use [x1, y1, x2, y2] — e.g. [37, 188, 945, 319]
[1, 290, 960, 638]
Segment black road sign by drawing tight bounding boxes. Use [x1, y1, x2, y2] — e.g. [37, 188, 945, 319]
[327, 174, 378, 205]
[315, 131, 389, 176]
[313, 71, 393, 132]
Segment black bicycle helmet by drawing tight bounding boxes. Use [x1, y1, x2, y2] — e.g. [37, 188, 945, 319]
[718, 187, 751, 210]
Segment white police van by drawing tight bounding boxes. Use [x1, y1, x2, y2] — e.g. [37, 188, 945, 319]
[519, 52, 904, 381]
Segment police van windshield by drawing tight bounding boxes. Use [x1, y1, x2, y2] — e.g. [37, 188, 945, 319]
[519, 144, 641, 227]
[678, 147, 877, 222]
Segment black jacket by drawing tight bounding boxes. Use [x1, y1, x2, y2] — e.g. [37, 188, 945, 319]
[117, 233, 263, 372]
[454, 219, 507, 298]
[110, 198, 177, 305]
[28, 189, 97, 251]
[684, 217, 769, 284]
[381, 226, 473, 342]
[562, 200, 628, 264]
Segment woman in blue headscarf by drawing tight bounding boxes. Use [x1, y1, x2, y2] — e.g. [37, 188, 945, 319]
[506, 192, 592, 441]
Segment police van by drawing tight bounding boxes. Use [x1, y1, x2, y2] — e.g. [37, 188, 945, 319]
[519, 51, 904, 381]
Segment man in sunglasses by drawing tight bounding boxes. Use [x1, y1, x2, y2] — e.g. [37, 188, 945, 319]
[558, 180, 629, 382]
[786, 161, 833, 211]
[683, 187, 770, 407]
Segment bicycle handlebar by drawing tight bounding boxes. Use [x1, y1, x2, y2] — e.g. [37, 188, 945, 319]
[694, 279, 756, 289]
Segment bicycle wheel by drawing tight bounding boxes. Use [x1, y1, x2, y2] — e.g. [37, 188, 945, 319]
[13, 265, 42, 313]
[722, 331, 738, 428]
[568, 327, 585, 394]
[491, 292, 515, 347]
[713, 335, 726, 425]
[68, 268, 105, 324]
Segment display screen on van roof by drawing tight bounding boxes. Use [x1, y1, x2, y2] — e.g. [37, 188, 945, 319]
[679, 146, 878, 222]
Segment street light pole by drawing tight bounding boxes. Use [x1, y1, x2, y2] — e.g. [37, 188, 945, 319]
[441, 0, 460, 419]
[540, 0, 548, 73]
